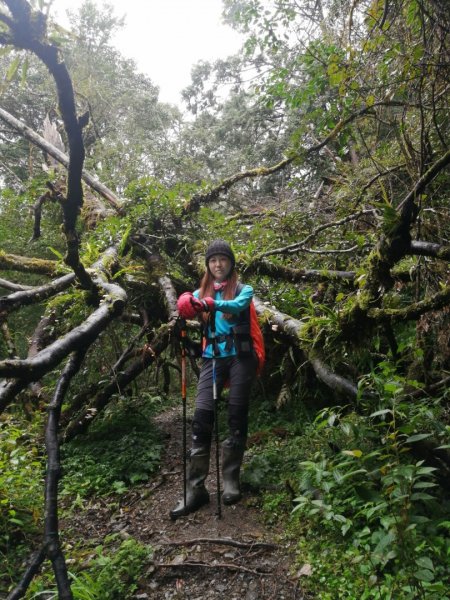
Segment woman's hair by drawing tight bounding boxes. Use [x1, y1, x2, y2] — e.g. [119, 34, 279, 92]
[198, 269, 238, 322]
[198, 269, 238, 300]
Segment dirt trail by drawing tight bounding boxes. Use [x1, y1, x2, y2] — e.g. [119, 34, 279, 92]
[68, 406, 305, 599]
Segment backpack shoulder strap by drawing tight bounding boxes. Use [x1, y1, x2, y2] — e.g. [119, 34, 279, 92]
[235, 282, 250, 324]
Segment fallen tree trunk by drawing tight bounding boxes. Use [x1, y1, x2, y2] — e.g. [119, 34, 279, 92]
[252, 296, 359, 400]
[62, 276, 180, 440]
[409, 240, 450, 260]
[0, 284, 126, 410]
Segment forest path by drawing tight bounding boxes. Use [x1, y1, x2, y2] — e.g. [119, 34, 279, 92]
[69, 406, 305, 599]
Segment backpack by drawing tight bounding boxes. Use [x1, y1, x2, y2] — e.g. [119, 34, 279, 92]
[235, 283, 265, 375]
[203, 283, 265, 376]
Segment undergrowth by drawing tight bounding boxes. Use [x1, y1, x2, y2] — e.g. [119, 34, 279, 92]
[0, 417, 44, 594]
[61, 392, 165, 498]
[26, 535, 153, 599]
[1, 391, 165, 597]
[245, 366, 450, 599]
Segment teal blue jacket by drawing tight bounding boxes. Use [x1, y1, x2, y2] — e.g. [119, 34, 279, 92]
[193, 284, 253, 358]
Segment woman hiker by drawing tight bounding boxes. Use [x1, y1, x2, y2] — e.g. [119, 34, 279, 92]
[170, 240, 258, 519]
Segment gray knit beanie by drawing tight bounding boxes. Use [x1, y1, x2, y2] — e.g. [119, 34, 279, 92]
[205, 240, 236, 269]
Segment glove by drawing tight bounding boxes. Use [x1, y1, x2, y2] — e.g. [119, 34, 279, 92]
[201, 296, 215, 312]
[177, 292, 198, 319]
[189, 296, 207, 314]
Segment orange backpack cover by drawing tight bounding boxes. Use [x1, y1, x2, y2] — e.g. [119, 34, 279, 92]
[249, 300, 265, 376]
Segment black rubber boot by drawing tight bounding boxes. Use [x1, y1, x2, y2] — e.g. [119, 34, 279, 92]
[170, 445, 210, 520]
[221, 436, 246, 506]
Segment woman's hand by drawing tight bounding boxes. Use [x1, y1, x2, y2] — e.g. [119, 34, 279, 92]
[177, 292, 214, 318]
[201, 296, 215, 312]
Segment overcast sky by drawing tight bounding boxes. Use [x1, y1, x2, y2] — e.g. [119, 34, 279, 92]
[52, 0, 244, 106]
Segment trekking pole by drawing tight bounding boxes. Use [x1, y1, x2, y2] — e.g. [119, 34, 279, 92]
[209, 310, 222, 519]
[179, 318, 188, 510]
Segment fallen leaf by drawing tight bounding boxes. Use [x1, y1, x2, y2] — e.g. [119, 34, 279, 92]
[297, 563, 312, 577]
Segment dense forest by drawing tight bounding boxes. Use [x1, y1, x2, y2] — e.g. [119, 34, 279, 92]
[0, 0, 449, 598]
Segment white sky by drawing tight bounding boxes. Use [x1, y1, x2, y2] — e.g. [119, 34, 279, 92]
[52, 0, 244, 106]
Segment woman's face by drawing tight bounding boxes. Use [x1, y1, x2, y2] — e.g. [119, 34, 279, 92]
[208, 254, 232, 282]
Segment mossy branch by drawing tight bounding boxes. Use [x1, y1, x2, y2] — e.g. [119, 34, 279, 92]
[0, 252, 60, 275]
[368, 286, 450, 321]
[252, 296, 358, 400]
[244, 258, 356, 283]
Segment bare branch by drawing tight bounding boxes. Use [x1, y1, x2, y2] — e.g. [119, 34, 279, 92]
[158, 275, 179, 320]
[409, 240, 450, 260]
[0, 106, 124, 214]
[398, 148, 450, 216]
[45, 351, 86, 599]
[259, 210, 376, 258]
[63, 276, 180, 440]
[363, 148, 450, 296]
[155, 560, 271, 576]
[310, 357, 358, 399]
[62, 320, 172, 441]
[6, 546, 47, 600]
[7, 349, 85, 599]
[0, 273, 75, 314]
[0, 286, 126, 405]
[0, 277, 33, 291]
[0, 3, 89, 286]
[165, 538, 278, 550]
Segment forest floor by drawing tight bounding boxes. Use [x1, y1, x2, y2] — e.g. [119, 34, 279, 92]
[64, 406, 308, 599]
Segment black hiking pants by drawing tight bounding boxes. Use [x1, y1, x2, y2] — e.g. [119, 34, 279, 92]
[192, 355, 257, 444]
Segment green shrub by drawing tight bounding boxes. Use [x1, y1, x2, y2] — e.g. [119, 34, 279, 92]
[61, 394, 164, 498]
[0, 420, 44, 595]
[27, 536, 153, 600]
[0, 424, 43, 538]
[243, 362, 450, 599]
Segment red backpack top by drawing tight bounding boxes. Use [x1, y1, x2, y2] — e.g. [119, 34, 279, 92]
[248, 299, 265, 376]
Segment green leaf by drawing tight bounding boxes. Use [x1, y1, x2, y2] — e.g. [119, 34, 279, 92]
[342, 449, 363, 458]
[415, 556, 434, 571]
[333, 514, 347, 523]
[6, 56, 21, 82]
[414, 569, 434, 583]
[416, 465, 437, 475]
[47, 246, 64, 260]
[413, 481, 437, 489]
[373, 531, 396, 557]
[405, 433, 432, 443]
[410, 492, 435, 501]
[370, 409, 393, 417]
